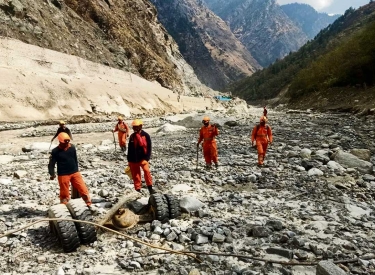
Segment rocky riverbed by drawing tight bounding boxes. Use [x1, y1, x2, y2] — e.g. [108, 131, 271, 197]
[0, 109, 375, 275]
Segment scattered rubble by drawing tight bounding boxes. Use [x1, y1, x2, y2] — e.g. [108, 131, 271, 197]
[0, 109, 374, 274]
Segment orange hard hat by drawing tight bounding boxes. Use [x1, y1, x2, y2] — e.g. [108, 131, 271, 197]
[118, 116, 123, 120]
[260, 116, 268, 123]
[58, 132, 71, 143]
[202, 116, 210, 121]
[131, 119, 143, 126]
[59, 120, 65, 125]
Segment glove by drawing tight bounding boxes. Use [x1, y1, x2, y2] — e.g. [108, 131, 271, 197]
[50, 175, 56, 180]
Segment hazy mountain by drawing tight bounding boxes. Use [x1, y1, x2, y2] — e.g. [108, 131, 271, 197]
[203, 0, 308, 67]
[226, 2, 375, 113]
[149, 0, 261, 90]
[281, 3, 340, 39]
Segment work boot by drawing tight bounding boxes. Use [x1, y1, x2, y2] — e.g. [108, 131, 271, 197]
[148, 186, 157, 195]
[205, 164, 212, 170]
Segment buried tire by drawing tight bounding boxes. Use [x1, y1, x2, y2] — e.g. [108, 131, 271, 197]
[66, 199, 97, 244]
[148, 193, 169, 223]
[48, 204, 80, 253]
[163, 194, 180, 219]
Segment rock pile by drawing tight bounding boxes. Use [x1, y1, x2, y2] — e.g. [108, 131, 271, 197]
[0, 110, 374, 274]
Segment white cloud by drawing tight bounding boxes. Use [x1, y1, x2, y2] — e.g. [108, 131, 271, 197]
[276, 0, 369, 14]
[277, 0, 334, 11]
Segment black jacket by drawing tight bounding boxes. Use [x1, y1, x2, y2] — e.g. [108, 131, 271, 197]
[48, 145, 79, 176]
[127, 130, 152, 163]
[53, 127, 73, 140]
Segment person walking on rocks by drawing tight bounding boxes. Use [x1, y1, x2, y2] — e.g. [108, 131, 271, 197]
[251, 116, 273, 166]
[112, 116, 130, 153]
[48, 133, 96, 211]
[127, 119, 156, 194]
[197, 116, 219, 169]
[51, 120, 73, 142]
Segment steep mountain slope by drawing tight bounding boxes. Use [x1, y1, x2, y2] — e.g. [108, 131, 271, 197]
[149, 0, 261, 90]
[0, 37, 220, 122]
[227, 3, 375, 113]
[281, 3, 340, 39]
[0, 0, 208, 95]
[203, 0, 308, 67]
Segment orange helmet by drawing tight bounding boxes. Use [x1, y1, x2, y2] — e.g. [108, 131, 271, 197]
[118, 116, 123, 120]
[260, 116, 268, 123]
[58, 132, 71, 143]
[131, 119, 143, 126]
[59, 120, 65, 125]
[202, 116, 210, 122]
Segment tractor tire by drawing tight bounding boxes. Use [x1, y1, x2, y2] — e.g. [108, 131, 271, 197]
[48, 204, 80, 253]
[66, 199, 97, 244]
[163, 194, 180, 219]
[148, 193, 169, 223]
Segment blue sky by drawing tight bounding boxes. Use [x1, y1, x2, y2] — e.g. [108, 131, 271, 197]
[276, 0, 370, 14]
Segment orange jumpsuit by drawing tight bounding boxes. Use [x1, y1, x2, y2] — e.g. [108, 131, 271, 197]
[251, 124, 273, 165]
[198, 124, 219, 165]
[114, 121, 130, 148]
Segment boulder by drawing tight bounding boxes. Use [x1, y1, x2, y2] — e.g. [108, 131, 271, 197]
[332, 150, 373, 174]
[350, 149, 371, 161]
[180, 196, 205, 213]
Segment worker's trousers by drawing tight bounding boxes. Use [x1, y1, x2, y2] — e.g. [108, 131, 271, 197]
[256, 141, 268, 165]
[202, 141, 218, 165]
[129, 160, 153, 190]
[58, 172, 91, 206]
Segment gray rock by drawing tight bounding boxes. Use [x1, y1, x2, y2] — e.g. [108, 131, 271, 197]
[300, 148, 311, 159]
[350, 149, 371, 161]
[251, 226, 272, 238]
[265, 220, 283, 231]
[13, 170, 27, 179]
[212, 233, 225, 243]
[266, 247, 293, 259]
[332, 150, 373, 174]
[316, 260, 347, 275]
[195, 234, 209, 244]
[308, 168, 323, 176]
[166, 231, 178, 241]
[180, 197, 205, 213]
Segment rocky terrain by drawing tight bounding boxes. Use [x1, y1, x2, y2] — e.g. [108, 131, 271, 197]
[203, 0, 308, 67]
[0, 107, 375, 274]
[150, 0, 260, 90]
[0, 0, 207, 94]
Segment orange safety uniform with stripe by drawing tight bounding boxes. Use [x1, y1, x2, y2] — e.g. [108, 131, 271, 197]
[114, 121, 130, 147]
[48, 143, 91, 206]
[251, 124, 273, 165]
[198, 124, 219, 165]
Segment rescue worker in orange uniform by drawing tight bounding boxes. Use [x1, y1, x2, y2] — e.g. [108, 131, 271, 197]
[197, 116, 219, 169]
[251, 116, 273, 166]
[127, 119, 156, 194]
[112, 116, 130, 152]
[51, 120, 73, 142]
[48, 133, 96, 211]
